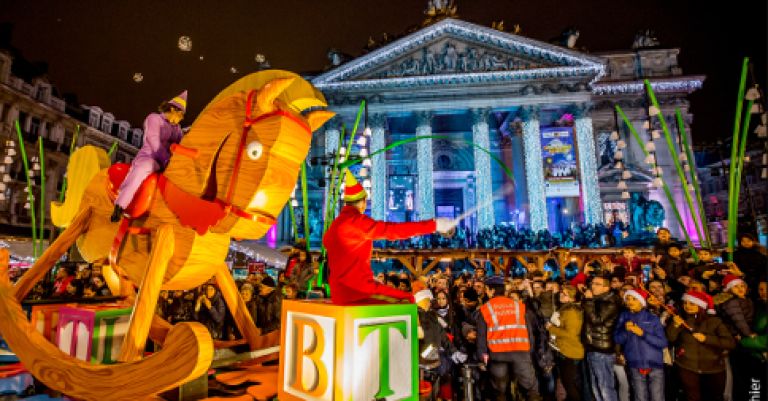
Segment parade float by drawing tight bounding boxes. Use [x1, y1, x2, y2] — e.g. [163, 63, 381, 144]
[0, 69, 335, 401]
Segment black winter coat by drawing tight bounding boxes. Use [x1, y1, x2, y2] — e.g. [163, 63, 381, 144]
[256, 290, 282, 334]
[718, 296, 755, 338]
[733, 247, 768, 293]
[666, 313, 736, 374]
[582, 290, 621, 353]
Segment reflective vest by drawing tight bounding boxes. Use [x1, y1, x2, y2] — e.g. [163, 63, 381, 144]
[480, 297, 530, 352]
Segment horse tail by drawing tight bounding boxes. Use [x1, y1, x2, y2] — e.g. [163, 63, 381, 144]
[51, 146, 111, 228]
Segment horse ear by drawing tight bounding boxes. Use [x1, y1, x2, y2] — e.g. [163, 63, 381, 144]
[306, 110, 336, 132]
[256, 78, 295, 113]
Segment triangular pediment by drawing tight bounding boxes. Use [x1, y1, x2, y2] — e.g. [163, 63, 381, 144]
[313, 18, 605, 90]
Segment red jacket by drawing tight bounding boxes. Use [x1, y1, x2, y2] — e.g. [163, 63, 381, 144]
[323, 206, 436, 304]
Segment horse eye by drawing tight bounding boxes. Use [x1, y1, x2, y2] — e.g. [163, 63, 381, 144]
[246, 141, 263, 160]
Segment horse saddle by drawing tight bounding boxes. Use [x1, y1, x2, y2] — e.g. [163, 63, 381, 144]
[106, 163, 158, 219]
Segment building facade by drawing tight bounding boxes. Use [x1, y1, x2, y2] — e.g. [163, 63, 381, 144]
[0, 51, 141, 236]
[284, 18, 705, 244]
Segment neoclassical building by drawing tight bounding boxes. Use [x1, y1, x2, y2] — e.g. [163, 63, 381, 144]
[283, 17, 705, 244]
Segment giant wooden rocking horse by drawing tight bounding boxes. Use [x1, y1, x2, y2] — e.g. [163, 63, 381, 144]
[0, 70, 335, 401]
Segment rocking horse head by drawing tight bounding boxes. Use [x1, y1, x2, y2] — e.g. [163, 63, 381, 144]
[163, 70, 335, 239]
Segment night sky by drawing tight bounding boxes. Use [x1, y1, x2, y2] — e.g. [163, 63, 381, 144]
[0, 0, 765, 145]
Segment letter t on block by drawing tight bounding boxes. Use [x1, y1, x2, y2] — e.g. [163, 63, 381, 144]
[358, 321, 407, 399]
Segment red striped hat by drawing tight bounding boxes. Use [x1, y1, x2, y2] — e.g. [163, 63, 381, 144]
[343, 169, 367, 202]
[722, 274, 745, 292]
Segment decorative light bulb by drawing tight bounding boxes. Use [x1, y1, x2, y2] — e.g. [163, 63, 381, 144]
[614, 151, 623, 160]
[617, 180, 627, 190]
[645, 142, 656, 152]
[2, 174, 10, 183]
[363, 127, 372, 137]
[652, 177, 663, 188]
[745, 87, 761, 101]
[339, 148, 346, 156]
[0, 182, 5, 191]
[0, 193, 5, 201]
[356, 136, 367, 147]
[643, 121, 650, 129]
[359, 149, 368, 157]
[621, 191, 630, 199]
[614, 161, 623, 169]
[291, 199, 299, 207]
[24, 202, 30, 209]
[622, 170, 632, 180]
[358, 167, 368, 177]
[32, 163, 40, 171]
[6, 149, 15, 156]
[3, 156, 12, 164]
[362, 158, 372, 167]
[679, 153, 687, 162]
[362, 179, 371, 188]
[616, 140, 626, 149]
[610, 131, 619, 141]
[648, 105, 660, 116]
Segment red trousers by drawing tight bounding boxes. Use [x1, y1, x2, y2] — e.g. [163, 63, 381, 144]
[331, 280, 414, 305]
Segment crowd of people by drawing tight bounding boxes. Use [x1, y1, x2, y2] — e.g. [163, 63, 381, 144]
[377, 223, 624, 250]
[11, 228, 767, 401]
[390, 231, 767, 401]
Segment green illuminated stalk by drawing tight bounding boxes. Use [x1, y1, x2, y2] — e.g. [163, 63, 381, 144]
[322, 126, 344, 234]
[14, 121, 38, 259]
[107, 141, 118, 157]
[38, 138, 45, 256]
[58, 124, 80, 204]
[676, 109, 711, 246]
[728, 58, 750, 259]
[645, 80, 704, 251]
[731, 99, 754, 248]
[615, 106, 697, 261]
[300, 162, 310, 252]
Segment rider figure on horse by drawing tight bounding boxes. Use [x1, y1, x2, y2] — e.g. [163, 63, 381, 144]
[111, 91, 187, 222]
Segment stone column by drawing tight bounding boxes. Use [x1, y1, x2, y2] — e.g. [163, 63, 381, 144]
[471, 108, 494, 229]
[573, 104, 603, 225]
[416, 111, 435, 220]
[369, 113, 387, 221]
[520, 106, 547, 231]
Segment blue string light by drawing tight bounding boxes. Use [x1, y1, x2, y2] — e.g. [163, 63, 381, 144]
[575, 116, 603, 224]
[522, 116, 547, 231]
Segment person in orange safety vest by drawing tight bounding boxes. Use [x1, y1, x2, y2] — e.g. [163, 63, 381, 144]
[323, 170, 456, 305]
[477, 276, 542, 401]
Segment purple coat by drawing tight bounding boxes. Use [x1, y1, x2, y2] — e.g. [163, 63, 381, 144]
[135, 113, 183, 167]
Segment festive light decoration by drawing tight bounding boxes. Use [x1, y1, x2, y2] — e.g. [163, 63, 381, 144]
[592, 79, 704, 96]
[132, 73, 144, 83]
[642, 121, 650, 129]
[356, 136, 367, 147]
[645, 142, 656, 152]
[617, 180, 628, 190]
[745, 86, 761, 101]
[614, 161, 623, 169]
[616, 139, 626, 149]
[358, 167, 369, 177]
[614, 150, 623, 160]
[622, 170, 632, 180]
[648, 105, 660, 116]
[651, 130, 661, 139]
[291, 199, 299, 207]
[177, 36, 192, 51]
[359, 148, 368, 157]
[416, 119, 435, 220]
[522, 118, 547, 231]
[370, 123, 386, 221]
[621, 191, 630, 199]
[472, 109, 494, 229]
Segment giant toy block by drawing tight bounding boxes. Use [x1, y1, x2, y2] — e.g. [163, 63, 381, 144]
[55, 305, 132, 364]
[278, 300, 418, 401]
[31, 304, 74, 342]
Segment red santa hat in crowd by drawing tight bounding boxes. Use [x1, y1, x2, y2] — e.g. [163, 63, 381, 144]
[623, 287, 649, 307]
[722, 274, 746, 292]
[682, 290, 716, 314]
[412, 280, 434, 304]
[343, 169, 368, 202]
[168, 90, 188, 112]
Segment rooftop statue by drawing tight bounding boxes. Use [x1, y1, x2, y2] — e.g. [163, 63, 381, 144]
[632, 29, 661, 49]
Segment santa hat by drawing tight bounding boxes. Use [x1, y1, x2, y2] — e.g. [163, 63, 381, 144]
[412, 281, 433, 304]
[623, 288, 649, 307]
[682, 290, 715, 314]
[722, 274, 745, 292]
[168, 90, 188, 112]
[343, 169, 367, 202]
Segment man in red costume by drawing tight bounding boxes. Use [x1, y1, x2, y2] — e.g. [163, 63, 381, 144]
[323, 170, 456, 305]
